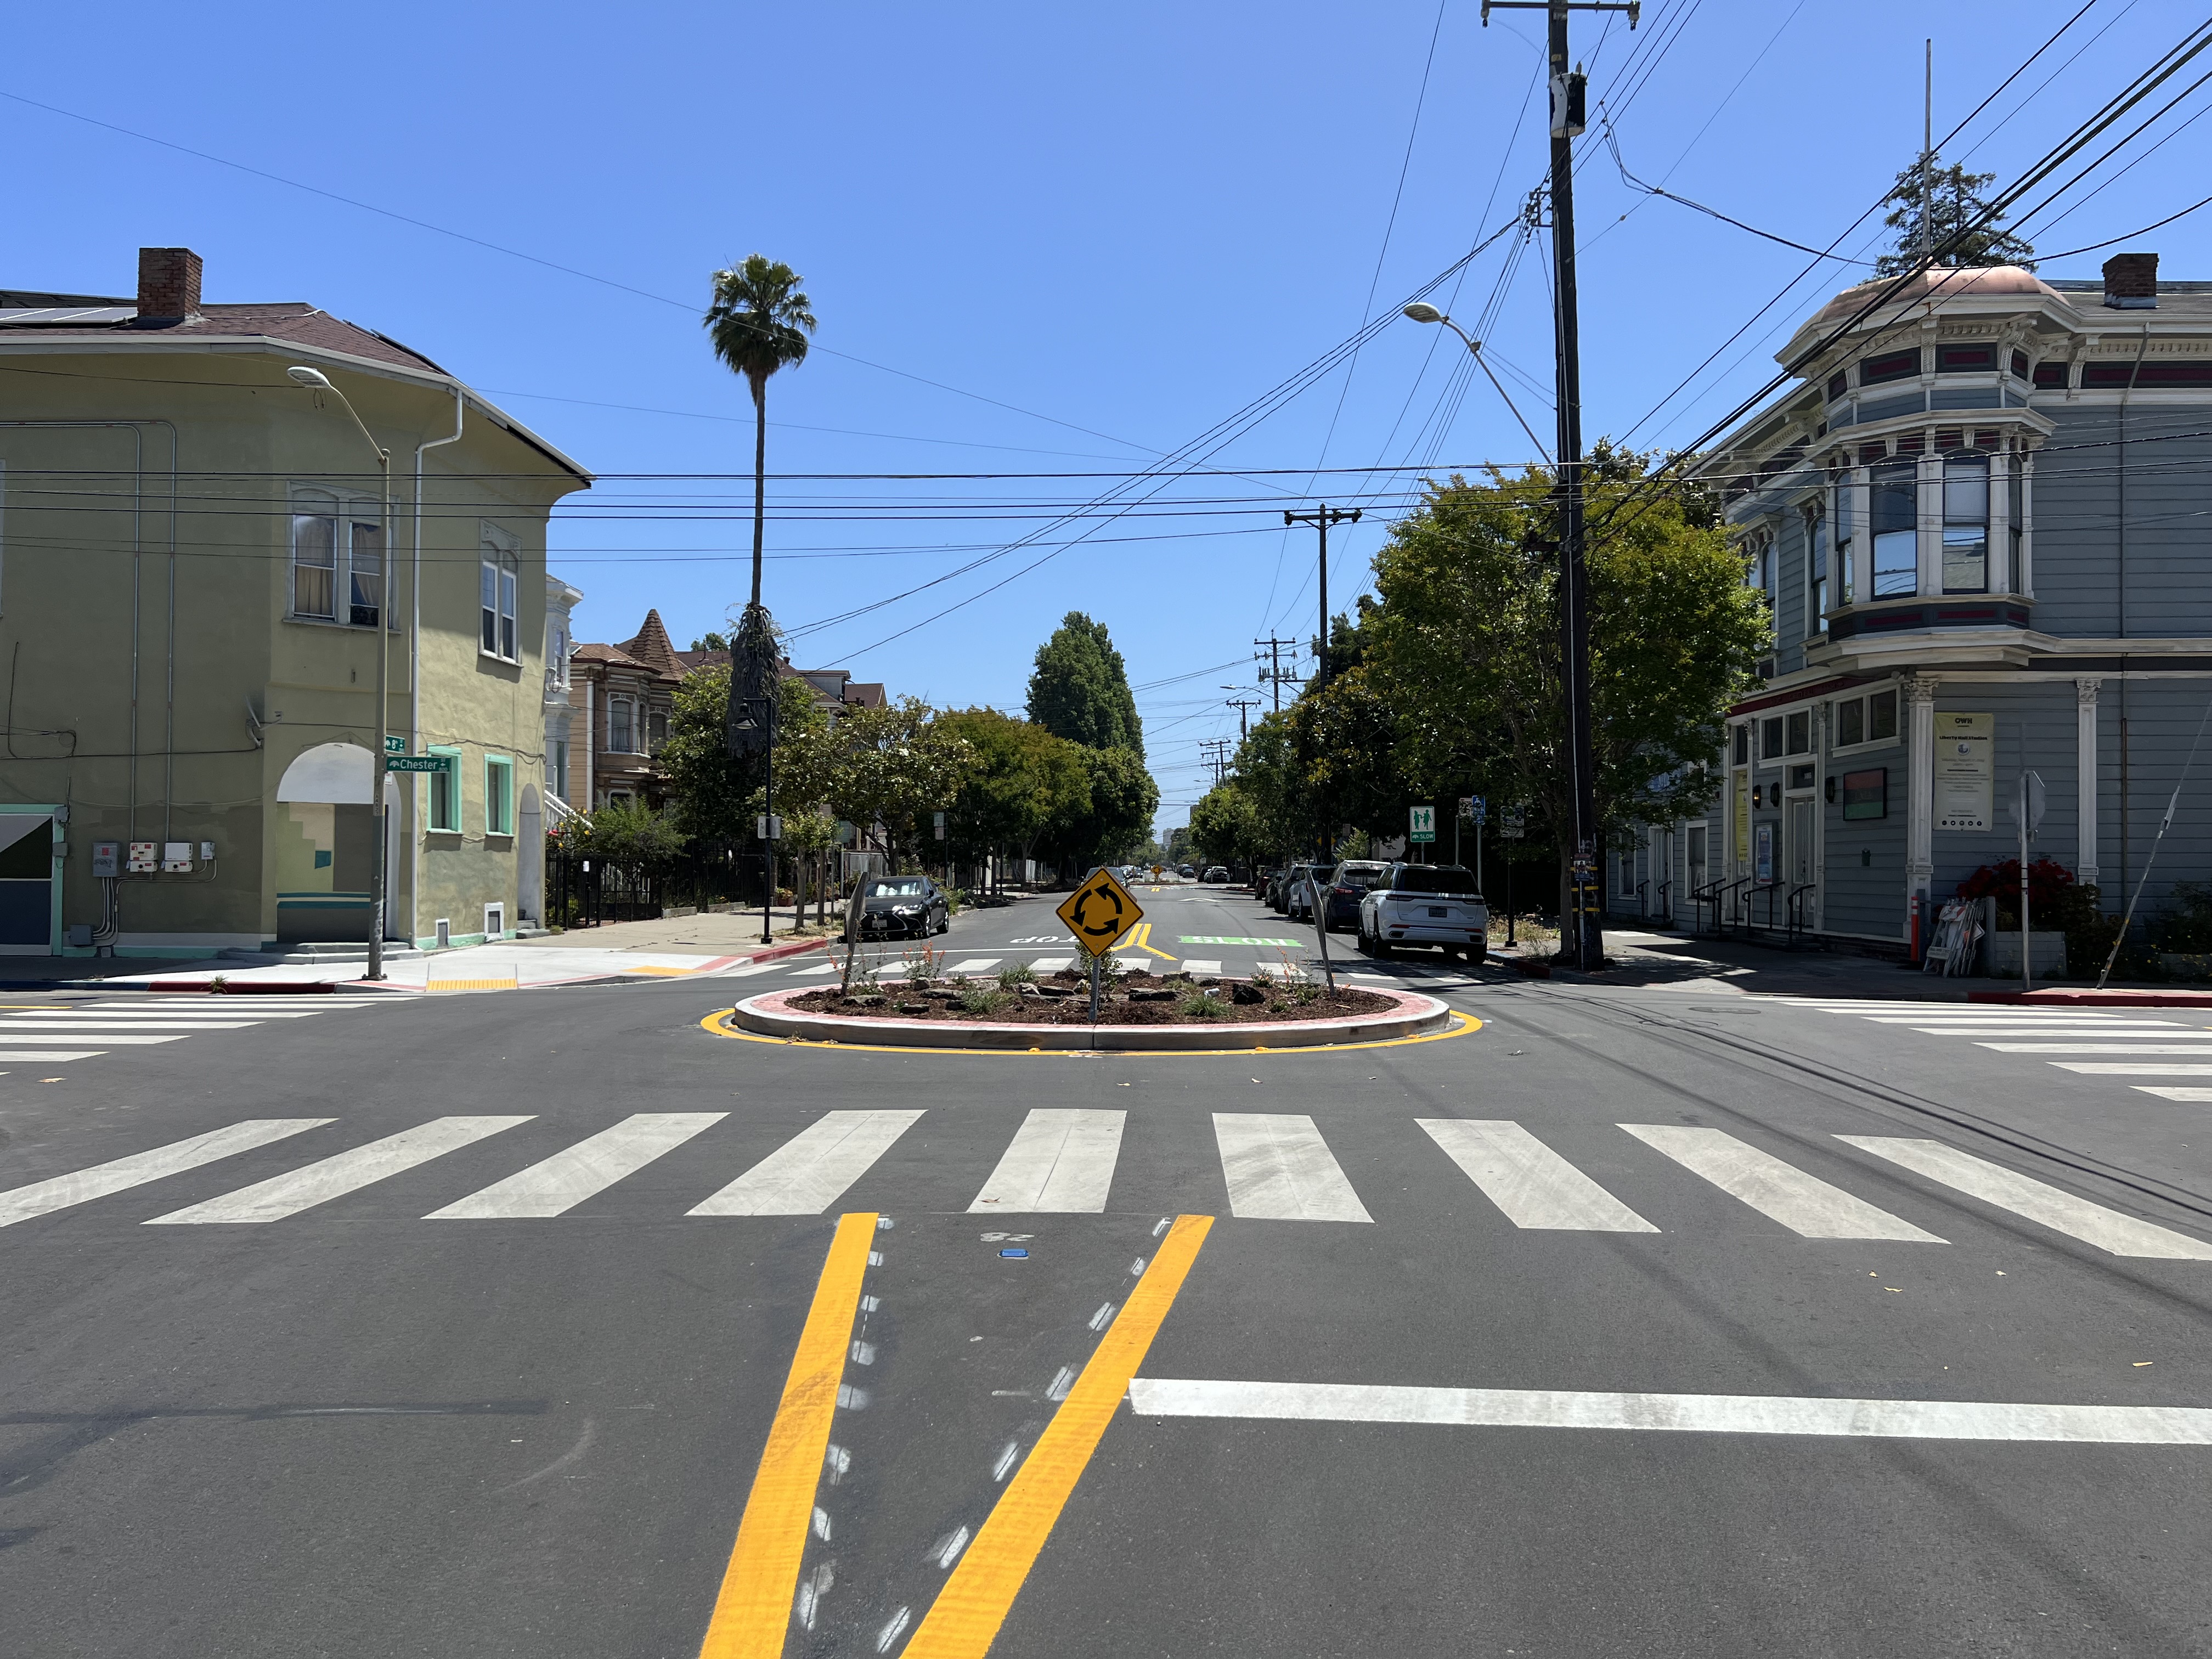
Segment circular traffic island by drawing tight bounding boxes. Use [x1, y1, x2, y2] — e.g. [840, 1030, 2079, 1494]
[722, 968, 1457, 1051]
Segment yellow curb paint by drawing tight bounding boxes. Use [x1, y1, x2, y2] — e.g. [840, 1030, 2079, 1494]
[902, 1214, 1214, 1659]
[425, 977, 520, 992]
[696, 1008, 1480, 1057]
[695, 1211, 877, 1659]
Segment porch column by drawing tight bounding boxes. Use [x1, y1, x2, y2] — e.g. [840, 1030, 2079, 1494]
[2076, 677, 2101, 888]
[1905, 673, 1940, 913]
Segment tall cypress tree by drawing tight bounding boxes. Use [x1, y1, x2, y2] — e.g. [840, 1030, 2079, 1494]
[1025, 612, 1144, 759]
[1873, 153, 2036, 276]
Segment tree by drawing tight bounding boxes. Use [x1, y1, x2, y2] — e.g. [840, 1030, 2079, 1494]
[690, 630, 729, 652]
[1026, 612, 1144, 757]
[1364, 449, 1767, 902]
[816, 697, 976, 873]
[1187, 783, 1261, 870]
[935, 708, 1091, 887]
[1041, 743, 1158, 871]
[662, 664, 830, 839]
[704, 255, 817, 610]
[1874, 153, 2036, 276]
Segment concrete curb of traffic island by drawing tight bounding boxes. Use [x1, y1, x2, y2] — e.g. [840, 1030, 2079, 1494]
[722, 985, 1457, 1051]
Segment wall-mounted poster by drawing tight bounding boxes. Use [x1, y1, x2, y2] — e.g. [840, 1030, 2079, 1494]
[1734, 772, 1750, 870]
[1842, 768, 1887, 821]
[1754, 821, 1775, 883]
[1934, 712, 1994, 831]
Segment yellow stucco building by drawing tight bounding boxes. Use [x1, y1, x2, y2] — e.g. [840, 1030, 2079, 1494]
[0, 247, 591, 957]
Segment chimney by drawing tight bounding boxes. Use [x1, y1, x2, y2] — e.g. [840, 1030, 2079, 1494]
[2102, 251, 2158, 310]
[136, 247, 202, 323]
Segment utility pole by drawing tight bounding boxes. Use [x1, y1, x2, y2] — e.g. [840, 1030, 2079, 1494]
[1283, 505, 1361, 686]
[1226, 696, 1259, 740]
[1254, 636, 1303, 713]
[1483, 0, 1635, 971]
[1199, 739, 1232, 788]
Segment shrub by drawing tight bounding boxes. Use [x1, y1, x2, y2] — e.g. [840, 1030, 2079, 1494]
[2147, 881, 2212, 953]
[956, 979, 1007, 1014]
[1178, 989, 1225, 1019]
[997, 963, 1036, 989]
[902, 944, 946, 986]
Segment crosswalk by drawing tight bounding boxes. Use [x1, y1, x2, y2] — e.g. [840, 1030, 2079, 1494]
[723, 949, 1476, 989]
[7, 1108, 2208, 1259]
[0, 995, 394, 1066]
[1787, 1000, 2212, 1104]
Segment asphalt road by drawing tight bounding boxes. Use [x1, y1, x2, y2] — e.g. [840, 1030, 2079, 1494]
[3, 883, 2210, 1656]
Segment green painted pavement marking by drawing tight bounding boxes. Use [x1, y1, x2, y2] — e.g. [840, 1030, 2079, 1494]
[1178, 936, 1304, 946]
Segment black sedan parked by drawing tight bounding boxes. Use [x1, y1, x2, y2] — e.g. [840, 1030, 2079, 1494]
[1321, 860, 1390, 932]
[855, 874, 951, 939]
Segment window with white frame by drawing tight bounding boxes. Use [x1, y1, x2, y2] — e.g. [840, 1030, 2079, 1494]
[550, 738, 569, 802]
[647, 707, 668, 752]
[428, 746, 462, 832]
[479, 533, 519, 661]
[1804, 504, 1827, 629]
[484, 755, 515, 836]
[608, 695, 635, 754]
[548, 620, 569, 687]
[1833, 471, 1856, 607]
[290, 488, 388, 627]
[1870, 462, 1917, 597]
[1942, 453, 1989, 593]
[1831, 688, 1900, 751]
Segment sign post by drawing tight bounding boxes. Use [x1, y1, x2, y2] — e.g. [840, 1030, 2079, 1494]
[2012, 768, 2047, 991]
[1057, 868, 1144, 1028]
[1409, 804, 1436, 847]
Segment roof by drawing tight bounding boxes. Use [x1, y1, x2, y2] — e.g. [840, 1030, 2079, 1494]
[572, 642, 651, 672]
[842, 681, 887, 708]
[618, 609, 681, 676]
[0, 299, 452, 374]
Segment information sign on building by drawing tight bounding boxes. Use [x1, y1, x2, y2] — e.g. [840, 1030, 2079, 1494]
[1933, 713, 1994, 832]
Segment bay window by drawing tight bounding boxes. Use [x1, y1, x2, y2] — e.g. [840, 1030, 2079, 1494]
[1870, 462, 1918, 597]
[1942, 454, 1988, 593]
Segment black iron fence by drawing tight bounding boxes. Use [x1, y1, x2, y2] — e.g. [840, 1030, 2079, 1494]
[547, 840, 757, 929]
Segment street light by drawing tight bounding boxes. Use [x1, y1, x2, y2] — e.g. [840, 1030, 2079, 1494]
[287, 364, 394, 981]
[1400, 304, 1553, 464]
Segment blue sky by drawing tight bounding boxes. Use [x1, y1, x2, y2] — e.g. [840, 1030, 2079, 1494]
[10, 0, 2210, 828]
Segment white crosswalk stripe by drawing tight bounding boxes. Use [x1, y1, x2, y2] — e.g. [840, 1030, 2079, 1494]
[1419, 1120, 1656, 1232]
[0, 994, 395, 1068]
[145, 1116, 533, 1224]
[1181, 960, 1223, 975]
[686, 1110, 924, 1216]
[969, 1109, 1125, 1213]
[1805, 1002, 2212, 1098]
[0, 1019, 259, 1030]
[1212, 1113, 1372, 1223]
[2051, 1063, 2212, 1074]
[0, 1119, 333, 1227]
[2136, 1087, 2212, 1102]
[0, 1032, 187, 1045]
[1623, 1125, 1944, 1242]
[0, 1050, 103, 1062]
[1837, 1136, 2212, 1259]
[790, 963, 837, 977]
[949, 958, 1001, 973]
[427, 1113, 727, 1218]
[1908, 1025, 2196, 1036]
[1030, 957, 1074, 973]
[1977, 1042, 2212, 1054]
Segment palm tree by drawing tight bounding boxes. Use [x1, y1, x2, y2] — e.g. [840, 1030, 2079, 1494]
[705, 255, 817, 610]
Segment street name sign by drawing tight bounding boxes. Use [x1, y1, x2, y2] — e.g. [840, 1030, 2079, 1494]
[1058, 867, 1143, 951]
[1409, 804, 1436, 844]
[385, 754, 452, 774]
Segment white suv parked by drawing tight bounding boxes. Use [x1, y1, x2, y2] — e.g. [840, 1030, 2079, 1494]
[1358, 862, 1489, 961]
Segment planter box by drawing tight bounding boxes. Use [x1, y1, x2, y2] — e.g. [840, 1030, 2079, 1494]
[1985, 931, 2067, 978]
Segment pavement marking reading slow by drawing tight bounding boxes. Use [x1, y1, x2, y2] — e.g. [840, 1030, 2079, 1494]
[903, 1215, 1215, 1658]
[1836, 1135, 2212, 1259]
[427, 1113, 729, 1218]
[1124, 1379, 2212, 1443]
[1419, 1120, 1659, 1232]
[1212, 1114, 1373, 1223]
[968, 1109, 1125, 1213]
[0, 1119, 334, 1227]
[1623, 1125, 1944, 1242]
[143, 1116, 533, 1224]
[687, 1110, 926, 1216]
[695, 1211, 877, 1659]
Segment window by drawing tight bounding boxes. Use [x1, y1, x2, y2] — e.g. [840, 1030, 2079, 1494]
[2032, 360, 2069, 388]
[1942, 454, 1988, 592]
[648, 709, 668, 752]
[1786, 711, 1810, 754]
[1870, 461, 1918, 597]
[608, 695, 635, 754]
[1826, 371, 1848, 400]
[480, 545, 518, 660]
[289, 489, 388, 628]
[291, 499, 336, 619]
[428, 746, 461, 832]
[348, 519, 382, 628]
[2010, 349, 2031, 379]
[484, 756, 515, 836]
[1860, 349, 1920, 386]
[1833, 690, 1900, 749]
[2008, 457, 2025, 584]
[1805, 506, 1828, 627]
[1733, 725, 1750, 765]
[551, 739, 568, 802]
[1833, 478, 1855, 607]
[1761, 716, 1784, 759]
[1869, 688, 1899, 741]
[548, 622, 569, 688]
[1935, 344, 1996, 373]
[1688, 825, 1707, 891]
[1837, 697, 1865, 748]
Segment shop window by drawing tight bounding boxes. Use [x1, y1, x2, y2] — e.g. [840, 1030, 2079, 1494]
[1761, 717, 1784, 759]
[1869, 689, 1899, 741]
[1786, 711, 1810, 754]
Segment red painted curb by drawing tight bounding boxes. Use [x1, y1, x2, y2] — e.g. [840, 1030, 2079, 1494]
[1971, 988, 2212, 1008]
[740, 936, 836, 967]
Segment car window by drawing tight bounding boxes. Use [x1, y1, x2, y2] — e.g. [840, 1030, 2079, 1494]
[1391, 865, 1479, 894]
[1335, 863, 1388, 886]
[868, 878, 928, 896]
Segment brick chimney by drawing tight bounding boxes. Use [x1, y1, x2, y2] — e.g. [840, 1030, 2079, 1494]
[136, 247, 202, 322]
[2102, 251, 2158, 309]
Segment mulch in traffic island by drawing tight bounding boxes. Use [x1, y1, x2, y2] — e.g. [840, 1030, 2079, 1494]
[788, 966, 1395, 1026]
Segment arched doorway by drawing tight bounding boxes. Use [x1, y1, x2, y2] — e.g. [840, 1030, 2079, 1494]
[274, 741, 377, 943]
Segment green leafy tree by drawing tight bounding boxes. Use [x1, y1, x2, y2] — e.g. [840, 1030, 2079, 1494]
[575, 797, 689, 879]
[662, 664, 830, 839]
[1026, 612, 1144, 757]
[705, 255, 817, 608]
[1874, 153, 2036, 276]
[935, 708, 1092, 885]
[816, 697, 976, 872]
[1187, 783, 1261, 869]
[1365, 449, 1766, 896]
[1225, 710, 1313, 864]
[690, 630, 729, 652]
[1041, 743, 1158, 871]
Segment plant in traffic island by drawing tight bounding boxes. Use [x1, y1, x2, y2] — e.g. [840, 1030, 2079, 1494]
[956, 979, 1008, 1015]
[1072, 941, 1124, 989]
[1178, 987, 1226, 1020]
[900, 943, 946, 988]
[996, 963, 1036, 989]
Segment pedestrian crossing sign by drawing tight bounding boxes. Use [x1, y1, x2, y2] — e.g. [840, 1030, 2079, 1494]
[1058, 867, 1143, 950]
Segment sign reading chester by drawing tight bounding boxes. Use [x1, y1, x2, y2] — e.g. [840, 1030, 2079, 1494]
[1057, 866, 1143, 951]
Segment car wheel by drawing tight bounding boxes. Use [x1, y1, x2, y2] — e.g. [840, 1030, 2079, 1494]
[1372, 935, 1393, 960]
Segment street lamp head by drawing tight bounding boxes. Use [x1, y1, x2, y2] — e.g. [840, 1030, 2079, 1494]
[1402, 302, 1446, 324]
[285, 365, 334, 389]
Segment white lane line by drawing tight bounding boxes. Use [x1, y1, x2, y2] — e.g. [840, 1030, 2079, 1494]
[0, 1049, 103, 1061]
[1837, 1135, 2212, 1260]
[687, 1110, 925, 1216]
[1029, 957, 1074, 973]
[725, 962, 787, 978]
[1125, 1379, 2212, 1444]
[1419, 1120, 1657, 1233]
[2137, 1087, 2212, 1102]
[1979, 1042, 2212, 1054]
[426, 1113, 729, 1218]
[0, 1032, 187, 1045]
[0, 1119, 334, 1227]
[1211, 1113, 1372, 1223]
[0, 1020, 258, 1031]
[86, 1000, 383, 1009]
[2050, 1063, 2212, 1075]
[968, 1109, 1125, 1213]
[144, 1116, 533, 1224]
[949, 958, 1001, 973]
[1622, 1125, 1943, 1242]
[1911, 1027, 2199, 1039]
[59, 1008, 331, 1018]
[1860, 1013, 2157, 1024]
[1181, 959, 1223, 975]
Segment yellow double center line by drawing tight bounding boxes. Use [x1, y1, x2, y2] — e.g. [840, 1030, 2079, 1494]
[696, 1213, 1214, 1658]
[1111, 920, 1178, 961]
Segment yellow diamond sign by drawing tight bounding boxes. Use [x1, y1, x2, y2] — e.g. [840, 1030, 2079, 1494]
[1057, 866, 1143, 952]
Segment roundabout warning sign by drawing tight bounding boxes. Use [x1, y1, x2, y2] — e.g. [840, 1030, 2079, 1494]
[1057, 867, 1143, 952]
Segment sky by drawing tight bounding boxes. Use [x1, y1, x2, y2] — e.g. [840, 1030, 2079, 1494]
[10, 0, 2211, 831]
